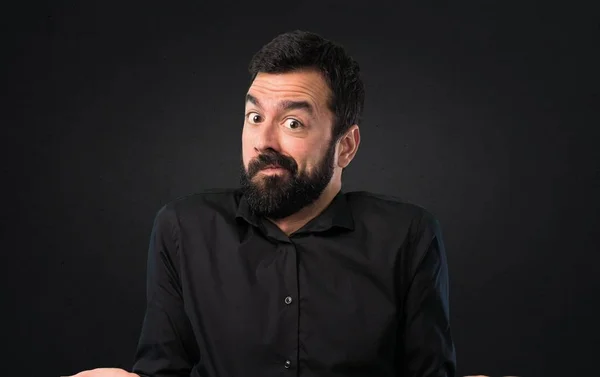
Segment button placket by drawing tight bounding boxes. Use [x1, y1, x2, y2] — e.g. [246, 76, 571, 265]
[280, 242, 298, 373]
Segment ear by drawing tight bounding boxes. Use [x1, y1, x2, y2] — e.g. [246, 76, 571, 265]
[337, 125, 360, 168]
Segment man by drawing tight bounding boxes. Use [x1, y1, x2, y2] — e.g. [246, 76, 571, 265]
[65, 30, 456, 377]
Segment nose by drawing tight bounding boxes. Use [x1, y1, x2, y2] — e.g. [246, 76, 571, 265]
[253, 120, 282, 153]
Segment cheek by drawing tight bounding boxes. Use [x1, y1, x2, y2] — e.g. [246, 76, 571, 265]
[308, 141, 335, 172]
[289, 144, 324, 173]
[241, 128, 254, 166]
[280, 142, 307, 170]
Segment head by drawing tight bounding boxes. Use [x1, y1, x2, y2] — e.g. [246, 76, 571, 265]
[240, 30, 364, 219]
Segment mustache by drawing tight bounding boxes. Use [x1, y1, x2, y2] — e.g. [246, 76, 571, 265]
[248, 150, 298, 177]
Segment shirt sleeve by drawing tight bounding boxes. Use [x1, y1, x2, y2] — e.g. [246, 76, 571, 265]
[131, 205, 200, 377]
[398, 211, 456, 377]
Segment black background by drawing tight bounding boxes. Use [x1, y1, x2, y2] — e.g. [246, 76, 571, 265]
[3, 1, 599, 377]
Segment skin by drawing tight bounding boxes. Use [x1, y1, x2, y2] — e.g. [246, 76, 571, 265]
[62, 368, 137, 377]
[243, 68, 361, 235]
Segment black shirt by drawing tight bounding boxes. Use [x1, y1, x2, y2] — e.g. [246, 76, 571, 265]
[131, 188, 455, 377]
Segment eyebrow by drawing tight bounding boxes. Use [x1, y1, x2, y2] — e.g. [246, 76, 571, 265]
[245, 93, 314, 117]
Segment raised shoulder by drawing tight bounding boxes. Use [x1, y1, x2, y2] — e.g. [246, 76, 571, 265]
[345, 191, 437, 220]
[160, 188, 239, 215]
[344, 191, 442, 243]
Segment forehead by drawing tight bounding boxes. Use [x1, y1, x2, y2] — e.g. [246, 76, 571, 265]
[247, 70, 332, 113]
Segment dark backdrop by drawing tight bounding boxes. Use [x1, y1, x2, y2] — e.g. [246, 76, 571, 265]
[3, 1, 599, 377]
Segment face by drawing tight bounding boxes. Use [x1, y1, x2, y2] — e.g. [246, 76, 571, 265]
[240, 69, 337, 219]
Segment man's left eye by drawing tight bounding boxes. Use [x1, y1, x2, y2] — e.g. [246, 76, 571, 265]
[284, 119, 303, 129]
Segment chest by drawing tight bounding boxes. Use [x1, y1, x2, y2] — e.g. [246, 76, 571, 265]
[179, 226, 399, 364]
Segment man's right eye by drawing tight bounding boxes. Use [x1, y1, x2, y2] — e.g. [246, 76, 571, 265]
[246, 112, 263, 124]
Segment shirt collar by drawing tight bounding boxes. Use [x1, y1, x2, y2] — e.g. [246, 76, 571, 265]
[235, 188, 355, 234]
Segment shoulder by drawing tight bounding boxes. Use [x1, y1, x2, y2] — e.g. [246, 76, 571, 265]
[345, 191, 437, 221]
[155, 188, 241, 223]
[344, 190, 442, 238]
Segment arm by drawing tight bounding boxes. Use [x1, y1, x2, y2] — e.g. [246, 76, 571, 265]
[131, 205, 200, 377]
[398, 213, 456, 377]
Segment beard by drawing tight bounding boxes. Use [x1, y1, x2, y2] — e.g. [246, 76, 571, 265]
[239, 142, 336, 220]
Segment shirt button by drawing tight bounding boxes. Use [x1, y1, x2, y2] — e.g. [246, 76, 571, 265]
[284, 296, 293, 305]
[284, 360, 292, 368]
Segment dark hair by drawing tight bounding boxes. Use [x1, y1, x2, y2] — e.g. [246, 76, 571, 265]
[248, 30, 365, 142]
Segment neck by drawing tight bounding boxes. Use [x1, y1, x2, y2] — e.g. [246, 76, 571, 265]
[268, 180, 342, 236]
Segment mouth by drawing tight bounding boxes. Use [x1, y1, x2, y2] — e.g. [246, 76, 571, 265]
[260, 165, 287, 174]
